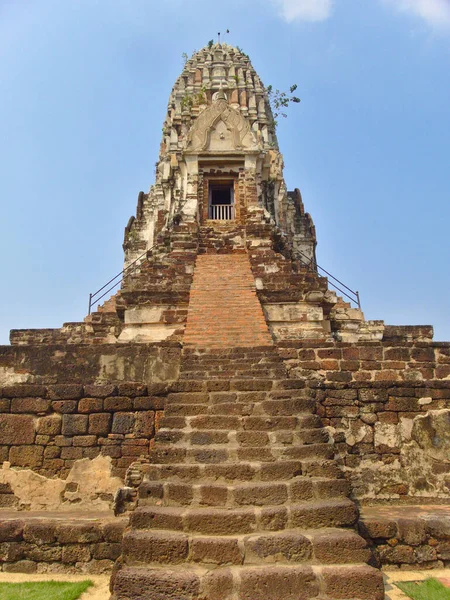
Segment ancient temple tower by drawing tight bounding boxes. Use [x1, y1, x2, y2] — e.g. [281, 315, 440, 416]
[107, 43, 383, 348]
[122, 43, 316, 267]
[7, 43, 450, 600]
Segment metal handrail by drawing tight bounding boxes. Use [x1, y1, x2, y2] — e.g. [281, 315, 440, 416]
[297, 250, 361, 310]
[88, 248, 151, 315]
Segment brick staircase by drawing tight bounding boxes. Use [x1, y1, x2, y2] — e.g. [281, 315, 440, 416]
[183, 254, 273, 348]
[111, 351, 385, 600]
[180, 347, 286, 380]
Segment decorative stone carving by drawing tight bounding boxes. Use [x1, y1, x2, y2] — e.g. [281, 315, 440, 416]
[186, 99, 259, 152]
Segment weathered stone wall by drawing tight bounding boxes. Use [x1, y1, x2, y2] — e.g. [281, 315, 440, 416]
[0, 515, 127, 574]
[0, 342, 181, 385]
[0, 383, 168, 510]
[279, 341, 450, 503]
[359, 507, 450, 569]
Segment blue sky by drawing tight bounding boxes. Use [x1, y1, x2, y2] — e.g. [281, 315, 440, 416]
[0, 0, 449, 344]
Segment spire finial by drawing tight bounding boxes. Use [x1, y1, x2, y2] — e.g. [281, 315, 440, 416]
[216, 79, 226, 100]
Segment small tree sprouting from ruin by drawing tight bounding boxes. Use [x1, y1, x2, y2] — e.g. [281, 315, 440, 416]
[266, 84, 301, 129]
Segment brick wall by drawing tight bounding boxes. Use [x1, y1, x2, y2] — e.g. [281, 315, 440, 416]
[0, 383, 167, 482]
[0, 515, 127, 574]
[279, 341, 450, 503]
[0, 342, 181, 385]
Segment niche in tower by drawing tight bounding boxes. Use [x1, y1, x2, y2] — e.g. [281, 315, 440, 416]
[208, 181, 234, 220]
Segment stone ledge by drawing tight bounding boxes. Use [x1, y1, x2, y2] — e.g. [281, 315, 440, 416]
[0, 510, 127, 573]
[359, 505, 450, 570]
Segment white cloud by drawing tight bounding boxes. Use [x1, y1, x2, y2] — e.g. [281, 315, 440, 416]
[271, 0, 333, 23]
[382, 0, 450, 28]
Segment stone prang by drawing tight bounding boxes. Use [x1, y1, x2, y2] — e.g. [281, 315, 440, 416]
[2, 42, 450, 600]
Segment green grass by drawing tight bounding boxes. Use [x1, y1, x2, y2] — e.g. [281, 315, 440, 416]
[0, 580, 93, 600]
[396, 578, 450, 600]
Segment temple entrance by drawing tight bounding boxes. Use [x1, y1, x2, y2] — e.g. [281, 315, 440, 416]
[208, 182, 234, 220]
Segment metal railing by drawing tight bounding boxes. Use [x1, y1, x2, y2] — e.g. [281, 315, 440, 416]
[297, 250, 361, 310]
[209, 204, 234, 220]
[88, 248, 151, 315]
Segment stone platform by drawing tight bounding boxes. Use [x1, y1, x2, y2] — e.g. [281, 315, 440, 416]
[0, 510, 127, 574]
[359, 505, 450, 570]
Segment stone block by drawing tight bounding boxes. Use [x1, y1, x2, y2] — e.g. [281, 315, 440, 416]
[397, 518, 427, 546]
[44, 446, 61, 458]
[184, 508, 256, 535]
[57, 523, 103, 544]
[239, 566, 319, 600]
[11, 397, 50, 414]
[84, 384, 117, 398]
[104, 396, 133, 411]
[234, 483, 287, 506]
[78, 398, 103, 413]
[123, 530, 188, 564]
[62, 414, 88, 435]
[112, 412, 135, 434]
[36, 414, 62, 435]
[414, 545, 437, 563]
[9, 445, 43, 467]
[0, 520, 24, 542]
[199, 485, 228, 506]
[166, 483, 193, 505]
[133, 396, 164, 410]
[113, 567, 200, 600]
[290, 500, 358, 529]
[72, 435, 97, 447]
[2, 385, 46, 398]
[245, 532, 312, 562]
[202, 568, 234, 600]
[60, 447, 83, 460]
[26, 544, 61, 562]
[4, 560, 37, 573]
[135, 411, 155, 436]
[92, 542, 122, 560]
[51, 400, 77, 414]
[88, 413, 112, 435]
[117, 383, 147, 397]
[378, 544, 415, 564]
[131, 508, 183, 531]
[191, 537, 243, 565]
[313, 530, 370, 564]
[47, 385, 83, 400]
[23, 522, 56, 544]
[322, 565, 384, 600]
[259, 507, 288, 531]
[54, 435, 73, 447]
[0, 414, 35, 444]
[103, 520, 127, 542]
[61, 544, 91, 563]
[0, 541, 24, 561]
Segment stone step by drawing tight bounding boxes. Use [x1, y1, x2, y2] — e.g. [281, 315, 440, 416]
[169, 379, 305, 393]
[154, 427, 329, 447]
[178, 366, 286, 375]
[138, 477, 350, 508]
[180, 356, 282, 365]
[168, 389, 315, 401]
[113, 563, 384, 600]
[163, 397, 315, 417]
[179, 368, 286, 379]
[130, 498, 358, 534]
[148, 443, 333, 465]
[158, 412, 321, 432]
[140, 459, 344, 484]
[170, 414, 321, 432]
[122, 527, 371, 567]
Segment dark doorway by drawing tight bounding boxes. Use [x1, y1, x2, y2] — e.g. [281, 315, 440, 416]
[209, 183, 234, 220]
